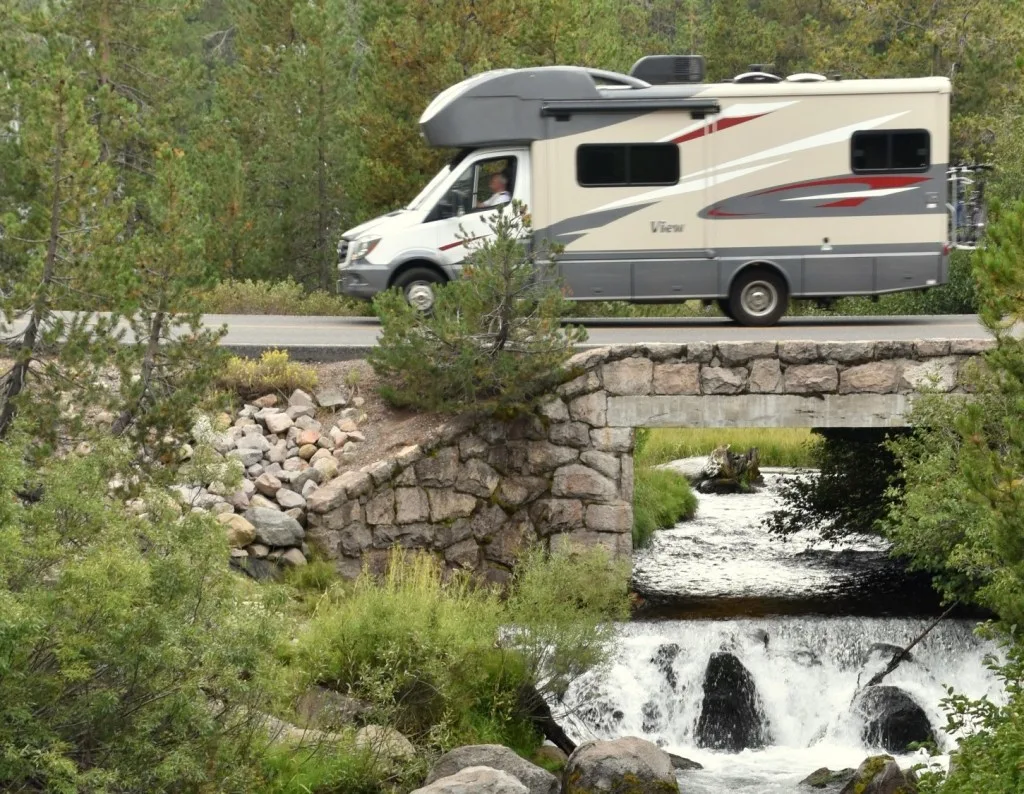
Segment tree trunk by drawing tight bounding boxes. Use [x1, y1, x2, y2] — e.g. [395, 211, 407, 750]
[0, 96, 66, 439]
[111, 308, 165, 437]
[517, 683, 577, 757]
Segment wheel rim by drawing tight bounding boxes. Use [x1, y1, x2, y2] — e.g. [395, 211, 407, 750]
[740, 280, 778, 318]
[406, 282, 435, 312]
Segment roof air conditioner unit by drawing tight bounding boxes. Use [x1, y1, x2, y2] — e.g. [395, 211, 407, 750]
[628, 55, 706, 85]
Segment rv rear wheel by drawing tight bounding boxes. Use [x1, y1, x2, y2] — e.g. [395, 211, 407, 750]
[729, 268, 788, 326]
[393, 267, 445, 313]
[716, 299, 735, 321]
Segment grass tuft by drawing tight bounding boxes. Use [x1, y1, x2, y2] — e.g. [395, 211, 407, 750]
[198, 278, 370, 316]
[216, 349, 319, 400]
[632, 466, 698, 549]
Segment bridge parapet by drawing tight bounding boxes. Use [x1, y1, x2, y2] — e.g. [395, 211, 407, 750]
[305, 338, 992, 580]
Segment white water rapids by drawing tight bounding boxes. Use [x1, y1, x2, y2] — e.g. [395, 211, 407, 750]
[555, 468, 1005, 792]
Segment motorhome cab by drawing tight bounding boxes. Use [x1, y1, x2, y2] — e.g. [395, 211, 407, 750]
[337, 55, 951, 326]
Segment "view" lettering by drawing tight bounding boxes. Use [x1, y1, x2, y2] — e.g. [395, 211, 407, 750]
[650, 221, 685, 233]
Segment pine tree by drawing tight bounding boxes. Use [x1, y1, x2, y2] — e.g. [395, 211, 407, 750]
[107, 145, 227, 465]
[0, 6, 128, 447]
[368, 201, 587, 416]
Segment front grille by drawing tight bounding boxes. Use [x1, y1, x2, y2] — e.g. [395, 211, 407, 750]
[337, 239, 350, 265]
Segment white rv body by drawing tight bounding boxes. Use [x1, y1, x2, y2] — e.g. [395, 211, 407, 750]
[337, 59, 951, 325]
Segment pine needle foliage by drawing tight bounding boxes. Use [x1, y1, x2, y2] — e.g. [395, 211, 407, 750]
[368, 202, 587, 417]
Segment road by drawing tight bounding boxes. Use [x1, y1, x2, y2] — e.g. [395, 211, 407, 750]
[1, 313, 993, 361]
[207, 313, 991, 360]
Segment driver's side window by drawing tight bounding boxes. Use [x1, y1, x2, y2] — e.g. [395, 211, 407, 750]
[429, 156, 516, 222]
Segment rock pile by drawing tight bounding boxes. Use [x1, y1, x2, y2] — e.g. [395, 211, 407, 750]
[175, 388, 368, 575]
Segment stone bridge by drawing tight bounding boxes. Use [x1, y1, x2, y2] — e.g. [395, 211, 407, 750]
[305, 338, 991, 581]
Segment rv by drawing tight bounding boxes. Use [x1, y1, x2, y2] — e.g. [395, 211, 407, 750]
[336, 56, 951, 326]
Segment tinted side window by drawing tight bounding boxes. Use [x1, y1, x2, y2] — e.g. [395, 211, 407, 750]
[631, 144, 680, 184]
[577, 145, 627, 186]
[851, 130, 930, 173]
[891, 131, 929, 170]
[577, 144, 678, 187]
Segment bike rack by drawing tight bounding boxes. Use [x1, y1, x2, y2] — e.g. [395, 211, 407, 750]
[947, 163, 993, 251]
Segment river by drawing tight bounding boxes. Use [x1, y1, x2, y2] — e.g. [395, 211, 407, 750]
[557, 469, 1004, 792]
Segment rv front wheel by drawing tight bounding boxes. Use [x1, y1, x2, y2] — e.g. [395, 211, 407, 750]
[393, 267, 445, 313]
[729, 268, 788, 326]
[716, 299, 735, 321]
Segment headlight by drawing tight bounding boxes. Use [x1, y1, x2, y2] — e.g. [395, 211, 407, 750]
[350, 236, 381, 261]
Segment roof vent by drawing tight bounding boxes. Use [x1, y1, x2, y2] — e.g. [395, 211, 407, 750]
[786, 72, 828, 82]
[733, 64, 782, 84]
[629, 55, 706, 85]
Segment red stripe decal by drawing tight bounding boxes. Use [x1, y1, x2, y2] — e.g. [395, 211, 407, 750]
[757, 175, 928, 196]
[673, 113, 767, 144]
[708, 207, 757, 218]
[819, 197, 868, 208]
[440, 234, 486, 252]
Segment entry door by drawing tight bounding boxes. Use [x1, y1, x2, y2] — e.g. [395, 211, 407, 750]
[431, 152, 527, 272]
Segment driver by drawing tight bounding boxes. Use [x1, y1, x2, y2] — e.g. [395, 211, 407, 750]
[479, 172, 511, 207]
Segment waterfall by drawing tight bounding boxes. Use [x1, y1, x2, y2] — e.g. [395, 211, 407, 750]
[558, 617, 1003, 792]
[554, 468, 1005, 793]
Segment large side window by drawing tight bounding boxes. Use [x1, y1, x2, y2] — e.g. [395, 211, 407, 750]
[577, 143, 679, 187]
[851, 130, 930, 173]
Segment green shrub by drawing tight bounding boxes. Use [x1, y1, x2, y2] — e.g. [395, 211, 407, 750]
[632, 466, 698, 549]
[291, 546, 629, 755]
[368, 203, 587, 416]
[216, 349, 319, 400]
[915, 630, 1024, 794]
[0, 440, 286, 793]
[259, 742, 425, 794]
[198, 278, 370, 317]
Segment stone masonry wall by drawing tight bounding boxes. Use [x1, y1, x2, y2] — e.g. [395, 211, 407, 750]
[304, 338, 992, 579]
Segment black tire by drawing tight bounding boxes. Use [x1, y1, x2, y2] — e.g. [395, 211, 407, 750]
[716, 298, 735, 321]
[392, 267, 446, 313]
[728, 267, 788, 326]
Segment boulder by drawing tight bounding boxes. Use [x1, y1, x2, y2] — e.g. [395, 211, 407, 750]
[801, 767, 855, 788]
[563, 736, 678, 794]
[668, 753, 703, 771]
[650, 643, 681, 690]
[411, 767, 529, 794]
[354, 724, 416, 762]
[218, 513, 256, 548]
[854, 686, 935, 753]
[839, 755, 918, 794]
[426, 745, 558, 794]
[695, 652, 770, 752]
[295, 686, 371, 730]
[243, 507, 305, 547]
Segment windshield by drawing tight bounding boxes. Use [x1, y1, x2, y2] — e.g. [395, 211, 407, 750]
[406, 165, 453, 210]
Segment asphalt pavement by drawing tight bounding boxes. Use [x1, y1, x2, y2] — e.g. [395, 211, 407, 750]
[208, 313, 991, 361]
[1, 312, 994, 361]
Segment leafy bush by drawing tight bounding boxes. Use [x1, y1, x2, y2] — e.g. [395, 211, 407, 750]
[198, 278, 369, 317]
[291, 546, 629, 755]
[763, 428, 908, 543]
[217, 349, 319, 400]
[632, 466, 698, 549]
[916, 628, 1024, 794]
[368, 203, 587, 416]
[0, 440, 285, 793]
